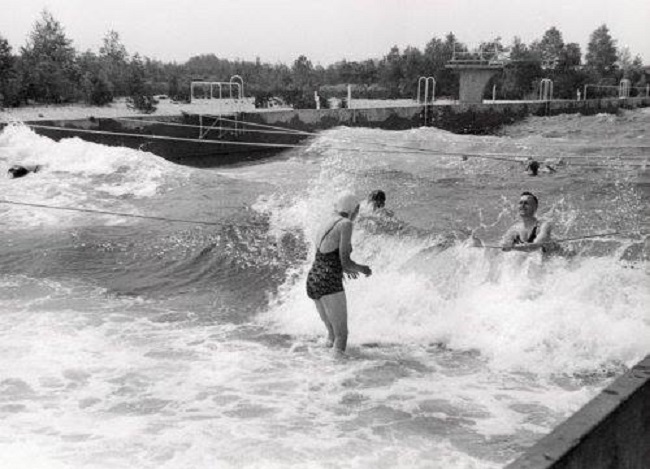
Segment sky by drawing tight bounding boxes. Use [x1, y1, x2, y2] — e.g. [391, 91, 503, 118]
[0, 0, 648, 66]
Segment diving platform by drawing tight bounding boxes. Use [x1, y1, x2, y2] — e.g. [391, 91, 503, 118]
[446, 49, 506, 104]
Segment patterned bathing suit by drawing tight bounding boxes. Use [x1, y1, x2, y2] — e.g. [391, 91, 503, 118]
[306, 219, 344, 300]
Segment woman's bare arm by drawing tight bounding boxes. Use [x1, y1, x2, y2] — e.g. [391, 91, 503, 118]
[339, 221, 371, 276]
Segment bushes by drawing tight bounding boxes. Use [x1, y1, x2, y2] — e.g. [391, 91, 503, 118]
[4, 12, 648, 111]
[125, 54, 157, 113]
[253, 91, 274, 108]
[81, 72, 113, 106]
[126, 94, 158, 114]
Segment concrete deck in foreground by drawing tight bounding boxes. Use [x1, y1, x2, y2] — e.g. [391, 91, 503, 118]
[506, 355, 650, 469]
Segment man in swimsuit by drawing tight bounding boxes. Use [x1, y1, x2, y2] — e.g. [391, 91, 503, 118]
[306, 192, 372, 354]
[359, 189, 408, 236]
[501, 191, 553, 252]
[366, 189, 396, 217]
[368, 190, 386, 211]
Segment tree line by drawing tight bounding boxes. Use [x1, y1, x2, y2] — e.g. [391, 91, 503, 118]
[0, 10, 647, 111]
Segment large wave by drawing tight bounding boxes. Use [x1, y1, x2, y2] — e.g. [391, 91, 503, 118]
[254, 126, 650, 377]
[0, 124, 192, 229]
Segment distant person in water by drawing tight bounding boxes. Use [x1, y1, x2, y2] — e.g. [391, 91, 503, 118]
[525, 158, 556, 176]
[368, 189, 386, 211]
[359, 189, 408, 235]
[525, 159, 540, 176]
[366, 189, 395, 217]
[7, 165, 41, 179]
[501, 191, 554, 253]
[306, 192, 372, 354]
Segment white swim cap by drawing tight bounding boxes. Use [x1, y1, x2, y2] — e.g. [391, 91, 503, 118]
[334, 192, 359, 215]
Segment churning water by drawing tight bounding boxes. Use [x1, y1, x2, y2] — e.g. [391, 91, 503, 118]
[0, 109, 649, 468]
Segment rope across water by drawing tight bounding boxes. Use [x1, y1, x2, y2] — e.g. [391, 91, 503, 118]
[1, 199, 645, 247]
[0, 199, 267, 230]
[1, 116, 647, 244]
[479, 231, 648, 249]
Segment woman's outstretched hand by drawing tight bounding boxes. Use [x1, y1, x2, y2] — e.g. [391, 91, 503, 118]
[360, 265, 372, 277]
[345, 265, 372, 279]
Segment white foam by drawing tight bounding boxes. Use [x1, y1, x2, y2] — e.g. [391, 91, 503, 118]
[256, 149, 650, 376]
[0, 124, 193, 229]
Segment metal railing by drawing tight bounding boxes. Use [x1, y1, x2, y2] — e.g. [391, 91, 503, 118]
[190, 79, 244, 102]
[229, 75, 244, 99]
[417, 76, 436, 104]
[583, 81, 650, 100]
[449, 45, 507, 66]
[417, 76, 436, 126]
[619, 79, 631, 98]
[539, 78, 553, 101]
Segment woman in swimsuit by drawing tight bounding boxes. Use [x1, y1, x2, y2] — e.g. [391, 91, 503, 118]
[306, 192, 372, 354]
[501, 191, 553, 253]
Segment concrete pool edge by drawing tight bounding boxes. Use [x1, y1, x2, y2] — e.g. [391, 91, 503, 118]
[505, 354, 650, 468]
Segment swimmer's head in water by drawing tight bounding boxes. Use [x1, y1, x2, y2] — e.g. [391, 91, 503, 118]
[7, 165, 40, 179]
[368, 189, 386, 209]
[334, 192, 360, 218]
[7, 165, 29, 179]
[519, 191, 538, 216]
[527, 160, 540, 176]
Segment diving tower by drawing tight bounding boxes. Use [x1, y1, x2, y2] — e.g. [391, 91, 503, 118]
[446, 47, 506, 104]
